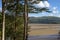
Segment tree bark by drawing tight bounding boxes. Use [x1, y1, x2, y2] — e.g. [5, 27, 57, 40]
[2, 0, 6, 40]
[23, 0, 28, 40]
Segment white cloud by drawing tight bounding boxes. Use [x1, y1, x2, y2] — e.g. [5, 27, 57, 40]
[57, 15, 60, 17]
[0, 7, 2, 12]
[4, 10, 9, 13]
[48, 6, 60, 17]
[52, 7, 59, 14]
[43, 1, 50, 8]
[52, 10, 59, 13]
[32, 1, 50, 9]
[49, 13, 53, 16]
[32, 1, 45, 8]
[31, 0, 36, 3]
[53, 7, 57, 10]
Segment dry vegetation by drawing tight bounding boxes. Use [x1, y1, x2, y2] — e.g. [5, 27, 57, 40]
[28, 24, 60, 36]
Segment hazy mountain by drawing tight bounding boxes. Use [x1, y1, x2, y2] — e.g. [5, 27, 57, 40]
[29, 16, 60, 24]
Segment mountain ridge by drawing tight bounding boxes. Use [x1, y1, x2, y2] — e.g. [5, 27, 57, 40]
[29, 16, 60, 24]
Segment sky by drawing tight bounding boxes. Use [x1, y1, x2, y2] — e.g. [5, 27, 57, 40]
[0, 0, 2, 7]
[0, 0, 60, 17]
[0, 0, 2, 12]
[29, 0, 60, 17]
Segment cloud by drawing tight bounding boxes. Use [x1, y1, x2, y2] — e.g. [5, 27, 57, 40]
[32, 1, 45, 8]
[4, 10, 9, 13]
[48, 7, 60, 17]
[52, 10, 59, 14]
[52, 7, 59, 14]
[57, 15, 60, 17]
[49, 13, 53, 16]
[32, 1, 50, 9]
[30, 0, 36, 3]
[0, 7, 2, 12]
[53, 7, 57, 10]
[43, 1, 50, 8]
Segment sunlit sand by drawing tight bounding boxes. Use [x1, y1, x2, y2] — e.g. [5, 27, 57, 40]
[28, 24, 60, 36]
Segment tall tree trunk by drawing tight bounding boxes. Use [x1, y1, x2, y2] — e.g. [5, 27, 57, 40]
[2, 0, 6, 40]
[13, 0, 19, 40]
[23, 0, 28, 40]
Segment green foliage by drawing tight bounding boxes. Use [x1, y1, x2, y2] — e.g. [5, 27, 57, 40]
[0, 12, 24, 40]
[5, 14, 24, 40]
[0, 12, 2, 40]
[1, 0, 24, 40]
[0, 12, 2, 37]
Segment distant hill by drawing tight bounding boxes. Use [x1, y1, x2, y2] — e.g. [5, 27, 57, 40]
[28, 16, 60, 24]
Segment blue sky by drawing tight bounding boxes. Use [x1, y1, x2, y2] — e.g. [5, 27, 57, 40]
[0, 0, 60, 17]
[0, 0, 2, 12]
[0, 0, 2, 8]
[48, 0, 60, 11]
[29, 0, 60, 17]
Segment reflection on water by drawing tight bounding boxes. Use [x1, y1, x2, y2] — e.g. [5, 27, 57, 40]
[28, 34, 60, 40]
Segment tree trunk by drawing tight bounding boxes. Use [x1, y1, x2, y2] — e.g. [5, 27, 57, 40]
[23, 0, 28, 40]
[2, 0, 6, 40]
